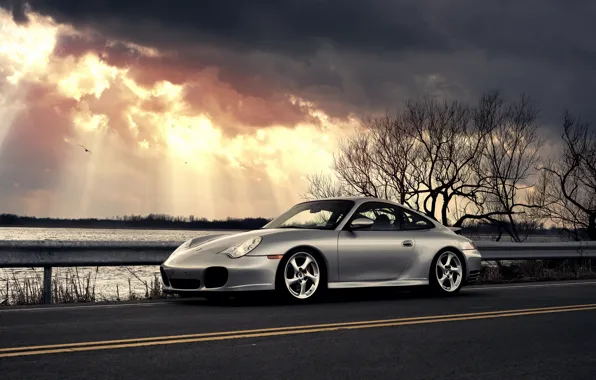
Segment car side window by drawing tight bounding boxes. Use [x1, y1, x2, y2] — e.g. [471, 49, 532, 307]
[397, 207, 435, 230]
[350, 203, 402, 231]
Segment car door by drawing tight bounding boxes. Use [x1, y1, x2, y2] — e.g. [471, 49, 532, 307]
[337, 201, 417, 282]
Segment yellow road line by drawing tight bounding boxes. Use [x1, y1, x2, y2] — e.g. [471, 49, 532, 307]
[1, 303, 595, 358]
[1, 303, 592, 353]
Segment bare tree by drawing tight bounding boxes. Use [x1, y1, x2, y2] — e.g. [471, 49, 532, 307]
[528, 111, 596, 240]
[455, 91, 545, 241]
[401, 95, 490, 224]
[301, 172, 351, 200]
[304, 90, 547, 241]
[303, 112, 421, 208]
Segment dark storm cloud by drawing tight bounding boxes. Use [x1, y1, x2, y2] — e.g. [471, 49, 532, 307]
[1, 0, 28, 23]
[2, 0, 449, 56]
[3, 0, 596, 130]
[6, 1, 594, 64]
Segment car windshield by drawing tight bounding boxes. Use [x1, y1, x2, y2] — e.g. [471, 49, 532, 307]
[262, 200, 355, 230]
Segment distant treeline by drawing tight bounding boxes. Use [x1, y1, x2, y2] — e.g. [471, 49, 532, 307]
[0, 213, 272, 230]
[0, 212, 576, 235]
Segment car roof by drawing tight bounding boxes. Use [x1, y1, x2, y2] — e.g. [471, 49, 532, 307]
[308, 196, 407, 208]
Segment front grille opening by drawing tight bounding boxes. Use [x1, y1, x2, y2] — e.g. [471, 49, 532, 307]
[160, 267, 170, 287]
[169, 279, 201, 289]
[203, 267, 228, 288]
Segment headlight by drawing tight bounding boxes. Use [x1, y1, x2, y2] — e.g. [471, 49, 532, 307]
[219, 236, 262, 258]
[461, 241, 477, 250]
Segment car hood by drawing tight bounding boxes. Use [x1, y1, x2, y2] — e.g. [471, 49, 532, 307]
[193, 229, 282, 251]
[164, 228, 288, 263]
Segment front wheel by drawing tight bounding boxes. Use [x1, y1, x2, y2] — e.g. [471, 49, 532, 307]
[276, 250, 325, 302]
[429, 250, 464, 295]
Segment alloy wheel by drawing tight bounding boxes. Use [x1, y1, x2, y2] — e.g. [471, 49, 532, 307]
[283, 251, 321, 299]
[435, 251, 463, 292]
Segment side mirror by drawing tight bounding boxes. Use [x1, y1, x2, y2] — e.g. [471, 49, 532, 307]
[350, 218, 374, 230]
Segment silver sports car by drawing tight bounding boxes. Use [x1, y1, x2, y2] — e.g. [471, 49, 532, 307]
[160, 197, 482, 301]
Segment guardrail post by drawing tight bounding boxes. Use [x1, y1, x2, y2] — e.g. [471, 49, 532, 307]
[43, 266, 52, 304]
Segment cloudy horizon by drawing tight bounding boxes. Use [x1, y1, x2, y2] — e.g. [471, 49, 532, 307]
[0, 1, 594, 220]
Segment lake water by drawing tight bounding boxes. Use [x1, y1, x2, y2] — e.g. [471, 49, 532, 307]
[0, 227, 236, 242]
[0, 227, 568, 304]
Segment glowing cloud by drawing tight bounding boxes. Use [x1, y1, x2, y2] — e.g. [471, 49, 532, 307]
[0, 9, 357, 219]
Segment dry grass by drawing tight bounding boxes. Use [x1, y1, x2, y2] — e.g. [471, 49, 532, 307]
[122, 268, 165, 301]
[0, 267, 170, 306]
[0, 269, 98, 305]
[480, 259, 596, 283]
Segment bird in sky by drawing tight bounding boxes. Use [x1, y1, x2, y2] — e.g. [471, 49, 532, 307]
[78, 144, 91, 154]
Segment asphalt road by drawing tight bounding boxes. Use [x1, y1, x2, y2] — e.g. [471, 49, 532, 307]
[1, 280, 596, 380]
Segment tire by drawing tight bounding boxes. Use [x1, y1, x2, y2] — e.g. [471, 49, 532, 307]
[429, 249, 465, 296]
[275, 249, 327, 302]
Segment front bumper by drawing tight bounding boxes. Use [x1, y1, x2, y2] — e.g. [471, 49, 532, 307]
[463, 249, 482, 283]
[160, 253, 280, 293]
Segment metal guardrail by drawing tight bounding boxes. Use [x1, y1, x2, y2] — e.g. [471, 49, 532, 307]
[474, 241, 596, 260]
[0, 240, 180, 267]
[1, 239, 595, 304]
[0, 240, 180, 304]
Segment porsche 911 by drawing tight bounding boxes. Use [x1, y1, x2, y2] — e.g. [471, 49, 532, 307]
[160, 197, 482, 301]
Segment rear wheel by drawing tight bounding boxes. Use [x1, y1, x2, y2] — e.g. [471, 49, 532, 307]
[276, 250, 325, 302]
[429, 250, 464, 295]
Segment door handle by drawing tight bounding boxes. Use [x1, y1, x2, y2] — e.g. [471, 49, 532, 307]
[402, 240, 413, 247]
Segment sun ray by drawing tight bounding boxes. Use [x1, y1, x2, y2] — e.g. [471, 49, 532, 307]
[0, 83, 25, 153]
[0, 8, 352, 219]
[77, 127, 109, 216]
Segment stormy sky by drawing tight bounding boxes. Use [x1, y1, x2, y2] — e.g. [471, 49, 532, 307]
[0, 0, 594, 219]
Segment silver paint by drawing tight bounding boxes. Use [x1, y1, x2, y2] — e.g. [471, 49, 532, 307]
[160, 197, 483, 295]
